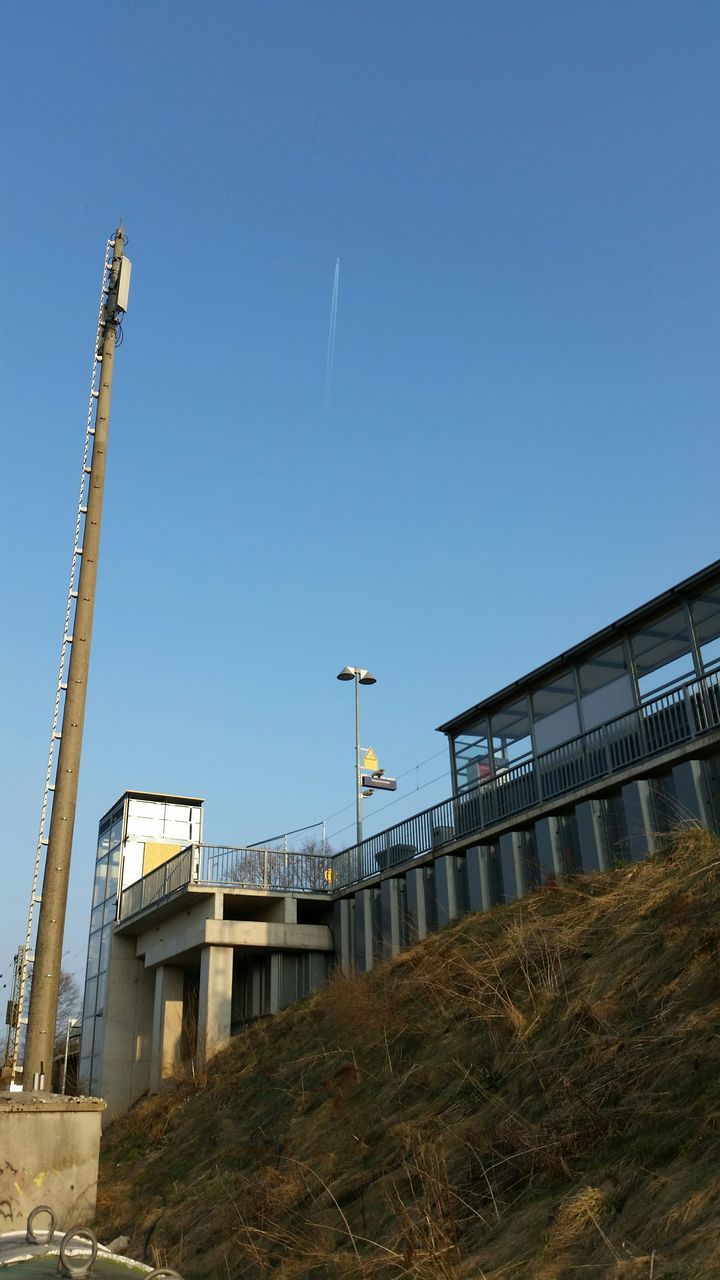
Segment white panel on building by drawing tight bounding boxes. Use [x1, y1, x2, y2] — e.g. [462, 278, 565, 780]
[121, 841, 145, 889]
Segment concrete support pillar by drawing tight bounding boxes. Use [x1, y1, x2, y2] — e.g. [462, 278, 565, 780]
[149, 965, 185, 1093]
[478, 848, 493, 910]
[590, 799, 610, 871]
[465, 847, 485, 912]
[380, 877, 402, 958]
[548, 817, 565, 876]
[690, 759, 715, 828]
[406, 867, 428, 942]
[334, 898, 353, 972]
[269, 954, 281, 1014]
[512, 832, 527, 899]
[435, 856, 459, 927]
[353, 889, 374, 972]
[636, 779, 658, 855]
[197, 945, 233, 1069]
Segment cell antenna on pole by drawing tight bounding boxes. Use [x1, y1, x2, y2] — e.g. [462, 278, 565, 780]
[15, 227, 131, 1090]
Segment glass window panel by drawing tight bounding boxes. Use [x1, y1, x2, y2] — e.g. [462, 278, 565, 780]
[452, 719, 492, 790]
[103, 895, 117, 926]
[96, 822, 111, 859]
[98, 929, 112, 977]
[92, 1014, 105, 1061]
[579, 643, 635, 729]
[92, 856, 109, 909]
[532, 673, 580, 752]
[106, 842, 121, 902]
[632, 609, 696, 698]
[490, 699, 532, 769]
[90, 904, 103, 934]
[109, 817, 123, 850]
[692, 591, 720, 672]
[84, 976, 98, 1016]
[86, 931, 101, 979]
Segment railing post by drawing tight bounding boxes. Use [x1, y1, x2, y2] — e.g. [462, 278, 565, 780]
[193, 843, 200, 884]
[535, 756, 544, 805]
[264, 849, 269, 889]
[683, 683, 697, 739]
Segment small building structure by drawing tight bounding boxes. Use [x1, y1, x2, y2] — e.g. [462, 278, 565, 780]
[79, 791, 333, 1120]
[332, 559, 720, 967]
[79, 561, 720, 1119]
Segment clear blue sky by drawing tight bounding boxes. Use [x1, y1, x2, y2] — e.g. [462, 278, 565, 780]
[1, 1, 719, 994]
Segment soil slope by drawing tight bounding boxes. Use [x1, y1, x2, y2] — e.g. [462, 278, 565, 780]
[97, 828, 720, 1279]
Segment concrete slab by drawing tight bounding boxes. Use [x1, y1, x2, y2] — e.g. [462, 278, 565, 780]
[0, 1092, 105, 1230]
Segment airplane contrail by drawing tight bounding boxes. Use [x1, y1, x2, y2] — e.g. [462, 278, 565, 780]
[325, 257, 340, 407]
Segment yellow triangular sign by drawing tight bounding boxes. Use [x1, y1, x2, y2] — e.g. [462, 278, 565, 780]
[363, 748, 379, 772]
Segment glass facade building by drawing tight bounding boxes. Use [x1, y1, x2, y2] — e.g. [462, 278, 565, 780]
[79, 791, 203, 1094]
[446, 580, 720, 796]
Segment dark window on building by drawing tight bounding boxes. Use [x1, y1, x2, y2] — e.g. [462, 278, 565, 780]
[485, 844, 504, 906]
[498, 833, 519, 902]
[600, 792, 629, 864]
[574, 802, 602, 873]
[534, 819, 557, 884]
[424, 864, 438, 933]
[518, 829, 541, 892]
[558, 812, 583, 874]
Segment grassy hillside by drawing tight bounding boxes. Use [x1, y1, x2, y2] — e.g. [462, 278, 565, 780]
[97, 828, 720, 1279]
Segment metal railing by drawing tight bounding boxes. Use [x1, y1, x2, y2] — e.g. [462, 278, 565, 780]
[199, 844, 329, 892]
[119, 842, 330, 921]
[119, 843, 195, 920]
[331, 671, 720, 890]
[117, 672, 720, 915]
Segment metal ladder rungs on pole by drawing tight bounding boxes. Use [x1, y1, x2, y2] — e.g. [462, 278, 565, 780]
[11, 233, 116, 1083]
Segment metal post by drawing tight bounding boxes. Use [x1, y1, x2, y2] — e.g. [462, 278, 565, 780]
[355, 671, 363, 847]
[60, 1018, 77, 1095]
[23, 228, 127, 1089]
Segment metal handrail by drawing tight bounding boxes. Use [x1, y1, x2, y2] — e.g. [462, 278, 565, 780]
[331, 670, 720, 890]
[117, 671, 720, 914]
[119, 843, 330, 920]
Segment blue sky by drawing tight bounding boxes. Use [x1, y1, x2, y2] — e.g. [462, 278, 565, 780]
[1, 1, 719, 995]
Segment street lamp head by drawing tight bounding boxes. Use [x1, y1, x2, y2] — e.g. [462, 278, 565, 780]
[359, 671, 377, 685]
[337, 667, 356, 681]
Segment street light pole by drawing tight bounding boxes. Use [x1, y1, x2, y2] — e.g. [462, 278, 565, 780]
[354, 670, 362, 847]
[60, 1017, 78, 1096]
[337, 665, 377, 848]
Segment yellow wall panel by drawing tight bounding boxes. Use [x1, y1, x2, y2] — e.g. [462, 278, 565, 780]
[142, 841, 184, 876]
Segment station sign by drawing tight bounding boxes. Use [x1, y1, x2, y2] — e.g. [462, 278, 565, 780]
[361, 774, 397, 791]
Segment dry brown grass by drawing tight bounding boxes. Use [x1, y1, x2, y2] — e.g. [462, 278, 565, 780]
[97, 828, 720, 1279]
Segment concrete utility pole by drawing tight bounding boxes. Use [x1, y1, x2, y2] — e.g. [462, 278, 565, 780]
[23, 227, 129, 1089]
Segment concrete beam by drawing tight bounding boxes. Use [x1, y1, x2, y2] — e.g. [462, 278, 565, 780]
[138, 916, 333, 969]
